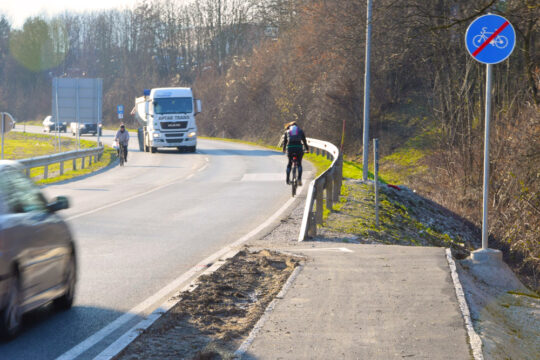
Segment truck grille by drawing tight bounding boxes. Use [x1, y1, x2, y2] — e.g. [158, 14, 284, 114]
[164, 132, 184, 138]
[166, 138, 183, 144]
[161, 121, 188, 130]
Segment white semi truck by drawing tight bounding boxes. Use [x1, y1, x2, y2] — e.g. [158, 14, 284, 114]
[134, 87, 201, 153]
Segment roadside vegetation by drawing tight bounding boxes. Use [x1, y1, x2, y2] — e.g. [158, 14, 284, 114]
[0, 1, 537, 290]
[3, 132, 117, 184]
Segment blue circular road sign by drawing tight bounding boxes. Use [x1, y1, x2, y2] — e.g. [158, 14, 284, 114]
[465, 14, 515, 64]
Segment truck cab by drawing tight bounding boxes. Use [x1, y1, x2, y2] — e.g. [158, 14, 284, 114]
[135, 88, 201, 153]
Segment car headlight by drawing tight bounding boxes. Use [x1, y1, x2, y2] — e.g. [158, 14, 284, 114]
[153, 132, 161, 138]
[188, 131, 197, 138]
[80, 124, 85, 128]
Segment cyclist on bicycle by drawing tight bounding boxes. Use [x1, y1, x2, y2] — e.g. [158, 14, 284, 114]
[281, 121, 309, 186]
[114, 124, 129, 163]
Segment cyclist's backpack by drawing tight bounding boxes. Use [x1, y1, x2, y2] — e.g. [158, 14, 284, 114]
[287, 125, 302, 144]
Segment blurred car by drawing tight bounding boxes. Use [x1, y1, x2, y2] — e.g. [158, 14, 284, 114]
[43, 116, 67, 133]
[0, 161, 76, 338]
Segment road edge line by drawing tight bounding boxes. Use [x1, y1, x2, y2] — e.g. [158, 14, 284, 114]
[234, 263, 304, 357]
[56, 184, 305, 359]
[93, 249, 240, 360]
[445, 248, 484, 360]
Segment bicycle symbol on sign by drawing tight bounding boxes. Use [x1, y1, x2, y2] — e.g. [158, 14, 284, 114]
[472, 27, 509, 49]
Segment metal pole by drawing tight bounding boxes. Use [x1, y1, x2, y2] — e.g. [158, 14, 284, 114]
[362, 0, 373, 181]
[373, 138, 379, 228]
[76, 78, 80, 150]
[1, 113, 4, 160]
[481, 64, 493, 250]
[97, 79, 102, 146]
[55, 83, 62, 152]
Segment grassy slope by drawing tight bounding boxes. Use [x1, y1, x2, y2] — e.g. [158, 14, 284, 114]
[3, 132, 117, 184]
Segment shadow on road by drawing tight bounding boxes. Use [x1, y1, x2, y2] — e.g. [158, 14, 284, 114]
[199, 149, 280, 157]
[0, 304, 138, 359]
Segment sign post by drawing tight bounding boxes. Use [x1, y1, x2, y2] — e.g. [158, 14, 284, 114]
[0, 112, 15, 160]
[465, 14, 515, 257]
[362, 0, 373, 181]
[117, 105, 124, 120]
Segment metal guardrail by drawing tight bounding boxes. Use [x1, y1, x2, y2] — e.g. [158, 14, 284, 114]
[18, 146, 104, 179]
[298, 138, 343, 241]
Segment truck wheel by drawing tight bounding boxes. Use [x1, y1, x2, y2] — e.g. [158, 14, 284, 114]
[190, 146, 196, 153]
[151, 147, 157, 153]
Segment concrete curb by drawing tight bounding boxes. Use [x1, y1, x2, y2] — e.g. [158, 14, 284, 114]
[445, 248, 484, 360]
[234, 263, 304, 358]
[94, 249, 240, 360]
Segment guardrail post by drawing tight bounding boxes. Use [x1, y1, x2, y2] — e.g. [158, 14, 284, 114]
[89, 155, 92, 166]
[81, 157, 85, 169]
[44, 165, 48, 179]
[60, 162, 64, 175]
[316, 181, 324, 225]
[326, 172, 334, 211]
[73, 159, 77, 170]
[26, 168, 30, 177]
[308, 211, 317, 237]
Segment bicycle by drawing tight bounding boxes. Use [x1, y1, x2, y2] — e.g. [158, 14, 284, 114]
[290, 155, 298, 197]
[117, 141, 125, 167]
[472, 27, 508, 49]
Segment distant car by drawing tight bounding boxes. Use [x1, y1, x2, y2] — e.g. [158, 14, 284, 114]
[43, 116, 67, 133]
[0, 161, 76, 339]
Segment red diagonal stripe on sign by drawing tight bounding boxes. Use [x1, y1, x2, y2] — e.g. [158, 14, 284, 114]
[473, 20, 509, 57]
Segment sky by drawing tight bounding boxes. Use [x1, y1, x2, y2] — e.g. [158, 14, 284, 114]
[1, 0, 137, 28]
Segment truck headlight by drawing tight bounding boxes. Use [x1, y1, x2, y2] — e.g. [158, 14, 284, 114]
[153, 132, 161, 138]
[188, 131, 197, 138]
[80, 124, 85, 128]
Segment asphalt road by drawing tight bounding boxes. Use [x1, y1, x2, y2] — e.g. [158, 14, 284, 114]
[2, 126, 301, 359]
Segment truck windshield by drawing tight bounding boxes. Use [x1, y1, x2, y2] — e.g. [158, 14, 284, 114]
[153, 97, 193, 114]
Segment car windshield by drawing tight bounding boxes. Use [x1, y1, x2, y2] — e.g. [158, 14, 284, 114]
[153, 97, 193, 114]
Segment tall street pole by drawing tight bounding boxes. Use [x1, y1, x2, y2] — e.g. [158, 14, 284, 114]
[362, 0, 373, 181]
[481, 63, 493, 250]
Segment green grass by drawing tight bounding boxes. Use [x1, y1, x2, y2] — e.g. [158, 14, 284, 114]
[378, 127, 438, 185]
[323, 181, 472, 256]
[3, 132, 96, 159]
[2, 132, 116, 184]
[36, 147, 117, 185]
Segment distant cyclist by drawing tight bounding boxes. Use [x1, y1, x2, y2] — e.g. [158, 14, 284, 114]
[281, 121, 309, 186]
[114, 124, 129, 163]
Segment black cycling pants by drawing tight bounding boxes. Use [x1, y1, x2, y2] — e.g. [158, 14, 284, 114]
[286, 149, 304, 180]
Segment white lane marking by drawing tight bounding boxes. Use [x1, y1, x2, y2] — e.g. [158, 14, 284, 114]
[65, 163, 206, 221]
[234, 264, 304, 357]
[197, 164, 208, 172]
[56, 185, 303, 360]
[241, 173, 283, 182]
[297, 247, 354, 253]
[93, 250, 239, 360]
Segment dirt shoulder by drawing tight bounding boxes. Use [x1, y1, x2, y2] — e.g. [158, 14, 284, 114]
[115, 249, 301, 360]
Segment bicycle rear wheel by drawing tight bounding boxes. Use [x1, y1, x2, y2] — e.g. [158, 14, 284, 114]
[291, 165, 297, 197]
[119, 147, 124, 166]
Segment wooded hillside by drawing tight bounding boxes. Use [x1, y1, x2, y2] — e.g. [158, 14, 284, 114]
[0, 0, 538, 290]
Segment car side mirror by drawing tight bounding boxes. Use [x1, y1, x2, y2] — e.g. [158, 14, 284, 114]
[47, 196, 69, 212]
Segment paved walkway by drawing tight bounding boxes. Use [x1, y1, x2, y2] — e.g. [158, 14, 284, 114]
[244, 244, 471, 359]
